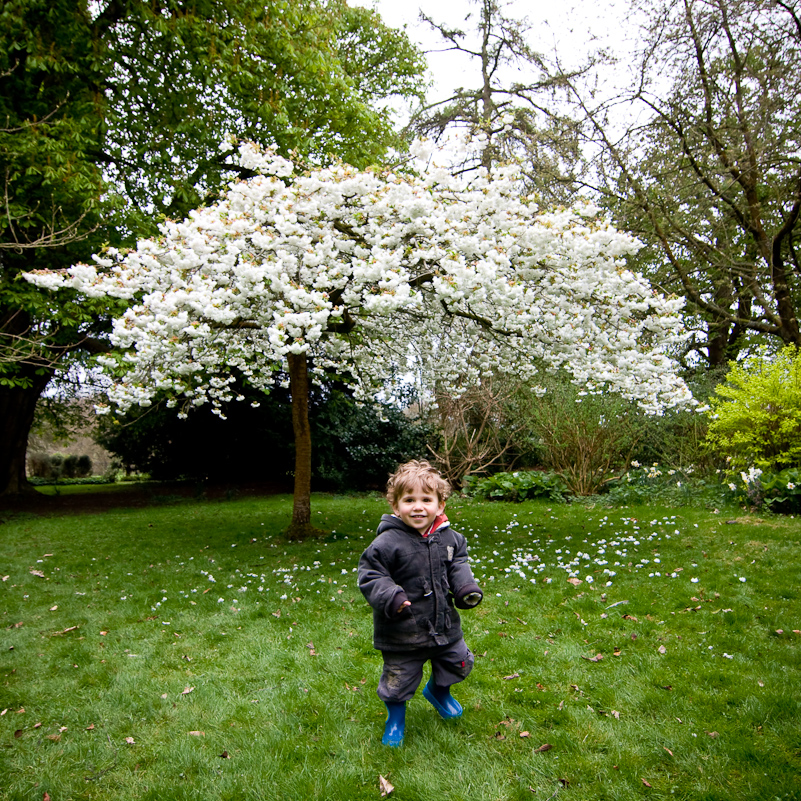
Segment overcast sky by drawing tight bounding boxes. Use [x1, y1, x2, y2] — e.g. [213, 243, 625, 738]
[352, 0, 633, 120]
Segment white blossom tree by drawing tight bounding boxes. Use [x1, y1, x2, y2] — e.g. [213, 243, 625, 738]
[26, 139, 693, 537]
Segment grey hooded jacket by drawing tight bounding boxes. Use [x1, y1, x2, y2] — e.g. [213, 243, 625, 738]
[358, 514, 482, 651]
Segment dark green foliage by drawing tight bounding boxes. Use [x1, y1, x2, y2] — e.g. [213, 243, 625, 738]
[95, 381, 431, 490]
[309, 389, 432, 491]
[462, 469, 567, 502]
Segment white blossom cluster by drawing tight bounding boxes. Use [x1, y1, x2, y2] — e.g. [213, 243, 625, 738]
[25, 141, 693, 414]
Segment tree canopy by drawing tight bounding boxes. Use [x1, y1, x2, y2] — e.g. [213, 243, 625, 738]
[408, 0, 580, 202]
[565, 0, 801, 367]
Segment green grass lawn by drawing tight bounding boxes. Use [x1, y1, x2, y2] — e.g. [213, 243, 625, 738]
[1, 491, 800, 800]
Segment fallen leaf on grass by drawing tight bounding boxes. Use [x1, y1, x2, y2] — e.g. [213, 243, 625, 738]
[611, 710, 620, 719]
[520, 731, 530, 738]
[86, 724, 94, 731]
[642, 778, 653, 788]
[34, 722, 41, 729]
[581, 653, 603, 662]
[44, 793, 51, 801]
[219, 751, 229, 758]
[664, 747, 674, 756]
[658, 645, 667, 654]
[613, 647, 622, 656]
[379, 775, 394, 796]
[125, 737, 135, 744]
[14, 729, 22, 738]
[622, 614, 638, 622]
[503, 673, 520, 680]
[705, 731, 719, 738]
[49, 605, 58, 612]
[30, 570, 45, 578]
[534, 743, 553, 752]
[272, 610, 281, 618]
[188, 731, 205, 736]
[46, 734, 61, 741]
[567, 577, 582, 586]
[181, 686, 195, 695]
[16, 708, 25, 714]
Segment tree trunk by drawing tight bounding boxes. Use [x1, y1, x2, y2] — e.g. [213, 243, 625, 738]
[285, 352, 323, 540]
[0, 370, 53, 496]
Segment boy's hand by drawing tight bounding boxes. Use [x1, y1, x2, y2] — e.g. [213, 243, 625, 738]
[397, 600, 412, 614]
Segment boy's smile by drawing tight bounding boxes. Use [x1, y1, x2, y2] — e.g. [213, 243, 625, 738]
[392, 486, 445, 533]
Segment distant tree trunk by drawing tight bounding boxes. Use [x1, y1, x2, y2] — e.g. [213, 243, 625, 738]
[285, 352, 322, 539]
[0, 370, 53, 496]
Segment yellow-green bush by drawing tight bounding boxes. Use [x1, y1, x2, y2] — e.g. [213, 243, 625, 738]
[706, 347, 801, 469]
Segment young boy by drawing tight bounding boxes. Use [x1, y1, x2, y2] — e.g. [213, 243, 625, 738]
[358, 460, 483, 747]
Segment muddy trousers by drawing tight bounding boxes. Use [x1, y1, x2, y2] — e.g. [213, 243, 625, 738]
[377, 639, 475, 703]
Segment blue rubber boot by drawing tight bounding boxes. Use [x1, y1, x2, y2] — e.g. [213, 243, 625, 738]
[382, 701, 406, 747]
[423, 678, 463, 719]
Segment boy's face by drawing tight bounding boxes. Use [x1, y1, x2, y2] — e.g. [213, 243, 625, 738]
[392, 482, 445, 533]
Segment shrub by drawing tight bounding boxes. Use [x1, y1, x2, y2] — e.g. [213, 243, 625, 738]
[26, 453, 92, 480]
[462, 470, 568, 502]
[510, 374, 644, 495]
[27, 453, 52, 478]
[706, 346, 801, 470]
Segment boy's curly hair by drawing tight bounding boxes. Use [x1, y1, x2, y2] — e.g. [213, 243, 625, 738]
[386, 460, 451, 506]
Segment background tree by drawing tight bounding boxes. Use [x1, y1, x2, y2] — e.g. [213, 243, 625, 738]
[408, 0, 581, 202]
[27, 141, 693, 537]
[0, 0, 424, 496]
[564, 0, 801, 368]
